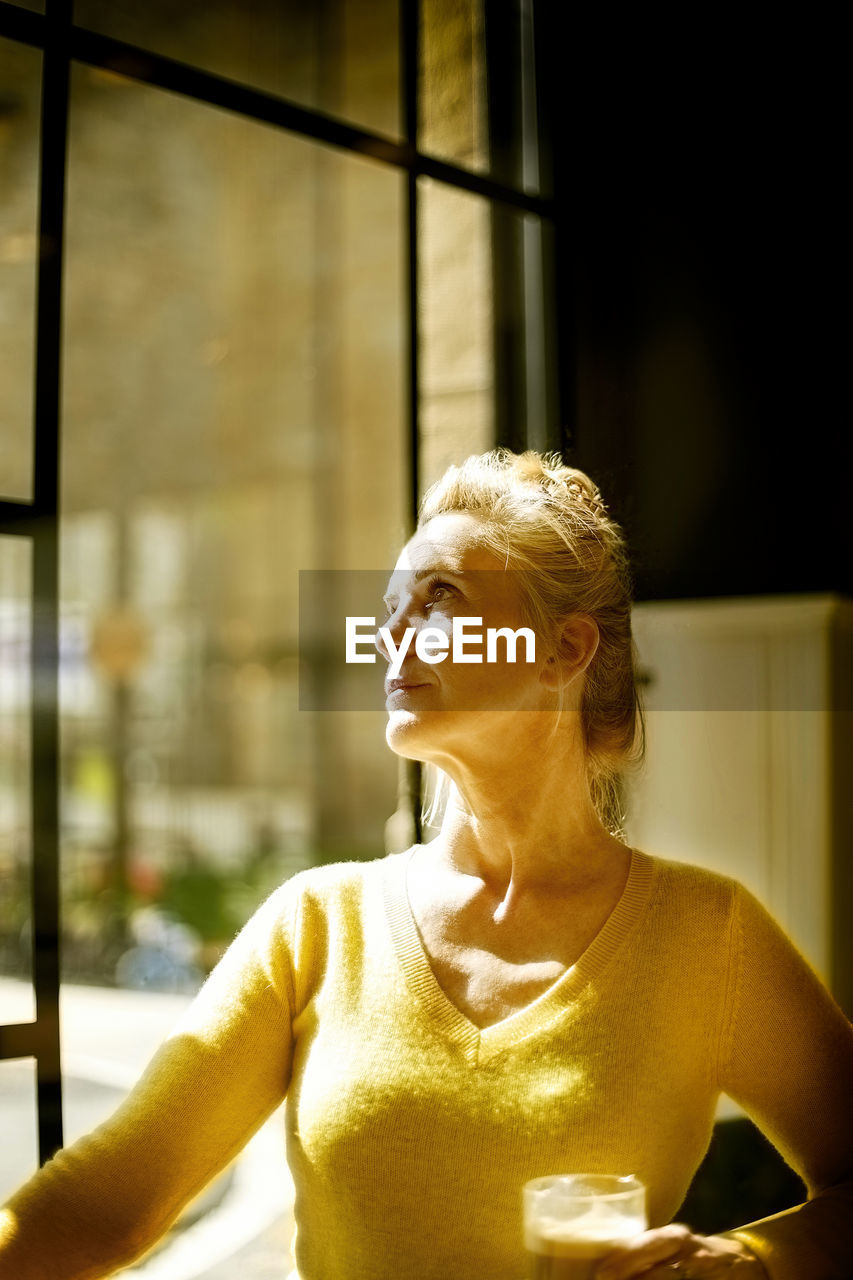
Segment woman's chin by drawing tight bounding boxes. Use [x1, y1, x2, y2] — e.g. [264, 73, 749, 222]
[384, 708, 448, 761]
[385, 709, 426, 757]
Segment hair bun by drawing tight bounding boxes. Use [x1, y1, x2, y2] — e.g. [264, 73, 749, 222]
[515, 451, 608, 520]
[563, 477, 607, 519]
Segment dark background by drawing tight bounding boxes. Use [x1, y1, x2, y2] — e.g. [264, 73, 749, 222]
[548, 23, 847, 602]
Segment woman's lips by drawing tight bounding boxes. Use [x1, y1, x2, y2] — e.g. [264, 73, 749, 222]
[385, 677, 430, 696]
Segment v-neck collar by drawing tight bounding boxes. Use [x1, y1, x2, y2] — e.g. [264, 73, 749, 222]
[382, 845, 656, 1065]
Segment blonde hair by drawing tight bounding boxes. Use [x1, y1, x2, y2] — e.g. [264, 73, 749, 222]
[418, 448, 644, 835]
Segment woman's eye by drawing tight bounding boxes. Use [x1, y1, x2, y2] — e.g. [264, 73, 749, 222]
[424, 580, 454, 610]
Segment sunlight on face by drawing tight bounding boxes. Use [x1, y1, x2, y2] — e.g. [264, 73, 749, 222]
[379, 513, 559, 770]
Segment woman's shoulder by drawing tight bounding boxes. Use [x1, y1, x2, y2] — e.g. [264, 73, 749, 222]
[625, 850, 788, 990]
[634, 847, 810, 959]
[228, 852, 403, 970]
[267, 849, 405, 911]
[633, 846, 751, 923]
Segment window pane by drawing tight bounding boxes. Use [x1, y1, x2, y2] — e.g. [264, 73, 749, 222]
[0, 36, 40, 502]
[0, 1058, 38, 1203]
[0, 536, 33, 1021]
[420, 0, 488, 174]
[73, 0, 401, 139]
[420, 0, 551, 196]
[418, 177, 494, 493]
[62, 65, 405, 993]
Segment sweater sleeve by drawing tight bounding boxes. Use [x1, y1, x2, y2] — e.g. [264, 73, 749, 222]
[717, 883, 853, 1280]
[0, 878, 300, 1280]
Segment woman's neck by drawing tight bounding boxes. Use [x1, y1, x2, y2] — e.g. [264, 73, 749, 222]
[429, 750, 628, 900]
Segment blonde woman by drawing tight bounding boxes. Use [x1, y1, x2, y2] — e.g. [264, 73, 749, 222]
[1, 450, 851, 1279]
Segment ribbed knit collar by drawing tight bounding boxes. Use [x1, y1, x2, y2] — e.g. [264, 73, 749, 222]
[382, 845, 656, 1065]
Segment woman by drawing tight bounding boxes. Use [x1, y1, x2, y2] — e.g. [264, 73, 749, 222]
[1, 449, 851, 1279]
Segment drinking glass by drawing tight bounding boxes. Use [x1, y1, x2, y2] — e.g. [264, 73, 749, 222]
[523, 1173, 647, 1280]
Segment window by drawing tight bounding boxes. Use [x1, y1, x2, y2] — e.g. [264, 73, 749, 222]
[0, 0, 559, 1268]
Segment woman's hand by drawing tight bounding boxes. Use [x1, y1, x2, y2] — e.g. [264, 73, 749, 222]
[594, 1224, 767, 1278]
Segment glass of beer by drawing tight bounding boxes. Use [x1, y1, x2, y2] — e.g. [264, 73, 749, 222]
[523, 1173, 647, 1280]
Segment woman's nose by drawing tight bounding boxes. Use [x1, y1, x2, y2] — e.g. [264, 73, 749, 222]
[375, 621, 390, 662]
[375, 603, 411, 662]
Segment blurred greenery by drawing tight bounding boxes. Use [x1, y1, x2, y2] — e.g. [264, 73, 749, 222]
[156, 849, 288, 958]
[159, 862, 245, 945]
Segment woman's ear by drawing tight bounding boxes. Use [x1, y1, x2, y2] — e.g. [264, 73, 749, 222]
[540, 614, 600, 691]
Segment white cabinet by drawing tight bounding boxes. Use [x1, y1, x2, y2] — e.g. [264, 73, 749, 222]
[625, 594, 853, 1014]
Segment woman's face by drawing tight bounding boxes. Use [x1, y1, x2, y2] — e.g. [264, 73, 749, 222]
[378, 512, 559, 769]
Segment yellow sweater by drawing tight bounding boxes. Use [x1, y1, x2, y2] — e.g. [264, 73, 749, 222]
[1, 849, 852, 1279]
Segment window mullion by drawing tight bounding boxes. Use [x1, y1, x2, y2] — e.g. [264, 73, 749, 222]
[29, 0, 72, 1164]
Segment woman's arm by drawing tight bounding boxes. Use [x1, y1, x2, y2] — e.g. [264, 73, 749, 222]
[593, 881, 853, 1280]
[0, 880, 299, 1280]
[713, 883, 853, 1280]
